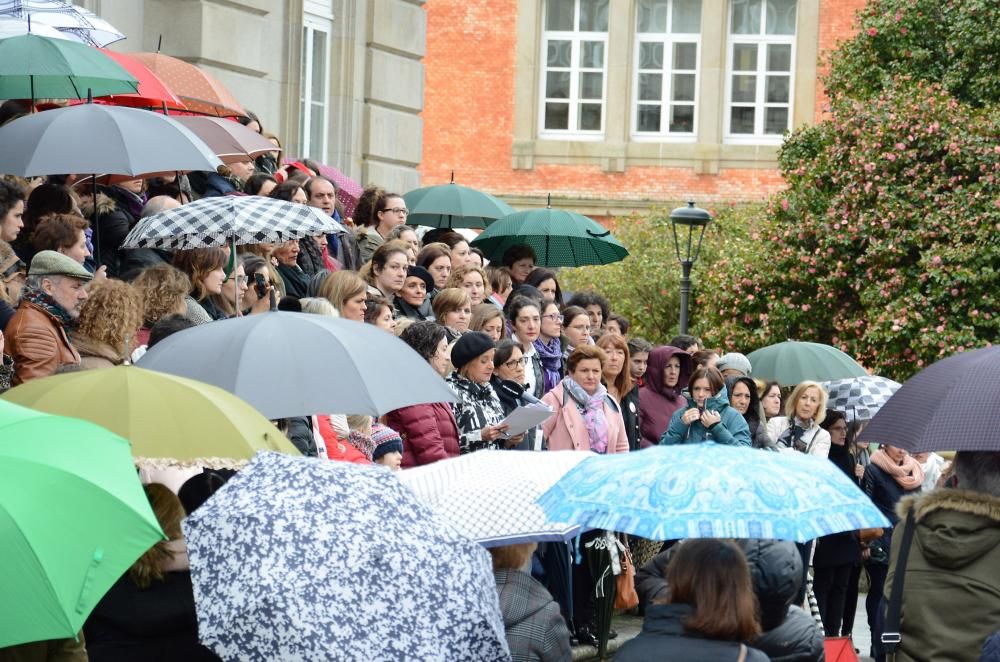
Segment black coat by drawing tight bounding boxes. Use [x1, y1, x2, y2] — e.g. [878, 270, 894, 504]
[621, 385, 641, 451]
[615, 604, 770, 662]
[862, 461, 920, 565]
[814, 442, 862, 567]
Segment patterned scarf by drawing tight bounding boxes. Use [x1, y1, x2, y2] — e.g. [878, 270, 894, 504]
[347, 430, 376, 462]
[23, 283, 75, 335]
[533, 336, 563, 392]
[563, 376, 610, 454]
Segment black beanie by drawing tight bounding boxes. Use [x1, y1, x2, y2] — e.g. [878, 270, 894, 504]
[450, 331, 495, 371]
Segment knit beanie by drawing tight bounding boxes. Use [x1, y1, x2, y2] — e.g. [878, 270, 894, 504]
[717, 352, 752, 376]
[371, 423, 403, 460]
[450, 331, 494, 371]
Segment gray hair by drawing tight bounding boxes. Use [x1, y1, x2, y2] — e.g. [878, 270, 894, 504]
[141, 195, 181, 218]
[953, 452, 1000, 497]
[388, 224, 416, 241]
[299, 297, 339, 317]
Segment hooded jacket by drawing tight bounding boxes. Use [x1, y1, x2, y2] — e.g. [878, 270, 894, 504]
[638, 346, 692, 448]
[884, 488, 1000, 662]
[724, 376, 775, 450]
[493, 568, 572, 662]
[660, 385, 752, 447]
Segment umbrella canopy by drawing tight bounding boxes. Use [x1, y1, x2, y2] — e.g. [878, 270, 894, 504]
[398, 449, 591, 547]
[471, 205, 629, 267]
[0, 14, 66, 39]
[0, 400, 164, 648]
[138, 312, 457, 419]
[0, 0, 125, 46]
[404, 176, 515, 229]
[174, 116, 275, 164]
[820, 375, 901, 422]
[746, 340, 868, 386]
[93, 48, 186, 109]
[288, 157, 363, 218]
[130, 51, 245, 118]
[0, 32, 137, 101]
[858, 345, 1000, 452]
[122, 195, 346, 250]
[537, 443, 890, 543]
[184, 452, 510, 660]
[1, 366, 298, 461]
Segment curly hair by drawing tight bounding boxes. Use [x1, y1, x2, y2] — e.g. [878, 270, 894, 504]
[128, 484, 185, 589]
[30, 213, 88, 253]
[76, 279, 145, 357]
[0, 178, 26, 221]
[132, 264, 191, 326]
[172, 248, 227, 300]
[399, 320, 447, 362]
[353, 186, 403, 229]
[445, 264, 491, 295]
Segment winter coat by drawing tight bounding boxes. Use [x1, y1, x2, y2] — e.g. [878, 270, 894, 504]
[296, 235, 326, 276]
[540, 381, 629, 454]
[661, 385, 752, 447]
[884, 488, 1000, 662]
[187, 171, 235, 198]
[0, 635, 88, 662]
[766, 416, 831, 458]
[446, 372, 506, 453]
[615, 603, 770, 662]
[384, 402, 461, 468]
[493, 568, 572, 662]
[119, 248, 171, 282]
[621, 385, 641, 451]
[395, 296, 435, 321]
[0, 354, 12, 393]
[72, 334, 124, 370]
[183, 296, 214, 326]
[725, 376, 776, 450]
[356, 227, 384, 265]
[638, 346, 692, 448]
[4, 300, 80, 385]
[490, 376, 537, 451]
[276, 262, 310, 299]
[813, 441, 862, 568]
[862, 461, 921, 565]
[81, 188, 142, 279]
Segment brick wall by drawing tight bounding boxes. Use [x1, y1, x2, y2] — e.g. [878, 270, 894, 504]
[815, 0, 867, 121]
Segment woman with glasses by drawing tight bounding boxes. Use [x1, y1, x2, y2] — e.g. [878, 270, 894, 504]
[490, 339, 536, 451]
[534, 300, 564, 394]
[560, 305, 592, 359]
[353, 186, 408, 264]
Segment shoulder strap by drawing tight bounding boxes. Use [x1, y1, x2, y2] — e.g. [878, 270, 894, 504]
[737, 643, 747, 662]
[882, 506, 917, 656]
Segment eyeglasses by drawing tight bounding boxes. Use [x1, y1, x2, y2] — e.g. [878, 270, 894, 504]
[503, 356, 530, 370]
[384, 207, 409, 216]
[226, 275, 249, 285]
[541, 313, 563, 322]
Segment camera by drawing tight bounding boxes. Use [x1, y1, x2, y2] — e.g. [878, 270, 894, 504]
[253, 272, 267, 298]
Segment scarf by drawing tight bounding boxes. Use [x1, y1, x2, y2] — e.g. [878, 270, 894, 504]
[870, 448, 924, 490]
[563, 376, 610, 454]
[777, 416, 819, 453]
[347, 430, 376, 462]
[23, 284, 75, 335]
[533, 336, 563, 392]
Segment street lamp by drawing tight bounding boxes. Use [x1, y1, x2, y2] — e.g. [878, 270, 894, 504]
[669, 200, 713, 335]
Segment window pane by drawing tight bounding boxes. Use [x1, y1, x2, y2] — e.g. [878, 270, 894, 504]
[672, 0, 702, 33]
[730, 106, 755, 133]
[546, 71, 571, 99]
[579, 0, 609, 31]
[547, 40, 572, 67]
[639, 42, 664, 69]
[579, 103, 602, 130]
[765, 75, 789, 103]
[545, 0, 574, 30]
[767, 43, 792, 72]
[639, 73, 663, 101]
[731, 74, 756, 102]
[580, 72, 603, 99]
[637, 0, 668, 32]
[673, 42, 697, 70]
[731, 0, 762, 34]
[309, 103, 324, 156]
[766, 0, 797, 35]
[732, 43, 757, 71]
[545, 102, 570, 129]
[672, 73, 696, 101]
[637, 104, 661, 132]
[311, 31, 326, 104]
[765, 107, 789, 134]
[580, 41, 605, 68]
[669, 104, 695, 132]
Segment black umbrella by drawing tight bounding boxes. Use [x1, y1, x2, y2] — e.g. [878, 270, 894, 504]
[858, 345, 1000, 452]
[580, 531, 618, 658]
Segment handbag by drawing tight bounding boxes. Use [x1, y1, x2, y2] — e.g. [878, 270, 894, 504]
[614, 539, 639, 610]
[859, 527, 884, 543]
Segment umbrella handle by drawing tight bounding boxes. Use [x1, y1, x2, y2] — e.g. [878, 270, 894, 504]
[75, 548, 104, 614]
[586, 229, 611, 238]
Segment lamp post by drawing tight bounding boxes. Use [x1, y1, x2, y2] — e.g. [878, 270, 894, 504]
[669, 200, 713, 335]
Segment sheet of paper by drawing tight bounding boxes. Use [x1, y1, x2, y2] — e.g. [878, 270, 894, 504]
[499, 403, 554, 438]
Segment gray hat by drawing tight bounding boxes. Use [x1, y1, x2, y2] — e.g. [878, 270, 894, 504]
[717, 352, 752, 376]
[28, 250, 94, 281]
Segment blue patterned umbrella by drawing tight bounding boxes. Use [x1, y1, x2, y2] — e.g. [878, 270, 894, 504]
[537, 443, 889, 543]
[184, 452, 510, 661]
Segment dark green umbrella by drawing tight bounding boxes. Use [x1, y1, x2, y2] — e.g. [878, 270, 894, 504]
[404, 172, 515, 229]
[0, 32, 138, 105]
[747, 340, 868, 386]
[471, 198, 629, 267]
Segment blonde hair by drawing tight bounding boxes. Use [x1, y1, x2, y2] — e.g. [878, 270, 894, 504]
[300, 297, 339, 317]
[131, 264, 190, 327]
[489, 542, 537, 570]
[446, 264, 491, 295]
[470, 303, 505, 338]
[76, 280, 144, 358]
[432, 287, 472, 324]
[128, 484, 185, 589]
[393, 317, 415, 336]
[346, 414, 372, 434]
[318, 270, 367, 314]
[785, 381, 829, 424]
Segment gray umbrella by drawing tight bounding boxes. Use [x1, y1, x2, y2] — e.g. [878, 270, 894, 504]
[137, 312, 456, 419]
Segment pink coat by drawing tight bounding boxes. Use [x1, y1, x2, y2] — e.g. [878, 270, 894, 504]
[541, 382, 630, 454]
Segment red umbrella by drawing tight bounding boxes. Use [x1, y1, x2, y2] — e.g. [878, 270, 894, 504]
[286, 157, 362, 217]
[94, 49, 186, 110]
[130, 52, 245, 118]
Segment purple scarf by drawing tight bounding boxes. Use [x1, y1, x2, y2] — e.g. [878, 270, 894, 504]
[563, 376, 610, 454]
[533, 336, 562, 392]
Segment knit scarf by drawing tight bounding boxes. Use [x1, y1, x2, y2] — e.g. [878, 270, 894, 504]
[870, 448, 924, 490]
[533, 336, 563, 392]
[23, 284, 75, 335]
[347, 430, 376, 462]
[563, 376, 610, 454]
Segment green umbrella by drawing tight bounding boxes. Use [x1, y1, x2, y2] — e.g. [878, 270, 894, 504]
[470, 199, 629, 267]
[0, 400, 164, 648]
[0, 33, 138, 104]
[2, 366, 300, 461]
[747, 340, 868, 386]
[404, 173, 515, 229]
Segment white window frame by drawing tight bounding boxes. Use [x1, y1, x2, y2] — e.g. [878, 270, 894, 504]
[300, 15, 331, 161]
[631, 0, 701, 142]
[538, 0, 609, 140]
[723, 1, 796, 145]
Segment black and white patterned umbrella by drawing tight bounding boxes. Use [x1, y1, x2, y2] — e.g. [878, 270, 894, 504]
[820, 375, 901, 422]
[121, 195, 347, 250]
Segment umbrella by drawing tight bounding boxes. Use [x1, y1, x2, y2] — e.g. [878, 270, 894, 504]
[0, 399, 164, 648]
[175, 116, 276, 164]
[0, 32, 137, 103]
[288, 156, 363, 217]
[137, 312, 457, 419]
[746, 340, 868, 386]
[0, 14, 66, 39]
[398, 449, 591, 547]
[404, 173, 515, 229]
[93, 48, 187, 110]
[820, 375, 901, 422]
[537, 443, 890, 543]
[858, 345, 1000, 452]
[130, 51, 245, 118]
[471, 200, 629, 267]
[0, 0, 125, 46]
[184, 451, 510, 661]
[1, 366, 299, 462]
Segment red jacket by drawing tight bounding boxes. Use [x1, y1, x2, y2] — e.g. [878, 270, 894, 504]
[383, 402, 460, 468]
[316, 415, 370, 464]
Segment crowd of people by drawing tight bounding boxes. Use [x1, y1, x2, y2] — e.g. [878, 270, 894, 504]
[2, 108, 999, 662]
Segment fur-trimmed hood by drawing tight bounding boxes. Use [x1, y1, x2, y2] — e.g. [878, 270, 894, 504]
[78, 192, 116, 218]
[897, 488, 1000, 570]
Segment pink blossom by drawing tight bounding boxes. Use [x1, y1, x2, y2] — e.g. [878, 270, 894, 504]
[801, 304, 811, 312]
[781, 199, 789, 211]
[895, 142, 906, 150]
[867, 27, 878, 37]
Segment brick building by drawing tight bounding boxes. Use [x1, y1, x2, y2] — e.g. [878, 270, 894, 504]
[421, 0, 866, 217]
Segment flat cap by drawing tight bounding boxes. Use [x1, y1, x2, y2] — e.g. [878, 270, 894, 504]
[28, 250, 94, 281]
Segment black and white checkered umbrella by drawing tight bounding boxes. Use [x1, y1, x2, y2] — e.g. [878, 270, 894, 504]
[121, 196, 347, 250]
[820, 375, 901, 422]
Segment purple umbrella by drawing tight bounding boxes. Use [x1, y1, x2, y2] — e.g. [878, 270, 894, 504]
[287, 157, 362, 217]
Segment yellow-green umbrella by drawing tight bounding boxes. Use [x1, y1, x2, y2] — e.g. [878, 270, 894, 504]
[2, 366, 299, 461]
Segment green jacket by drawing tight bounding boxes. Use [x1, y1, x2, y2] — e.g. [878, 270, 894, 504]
[660, 385, 751, 447]
[884, 488, 1000, 662]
